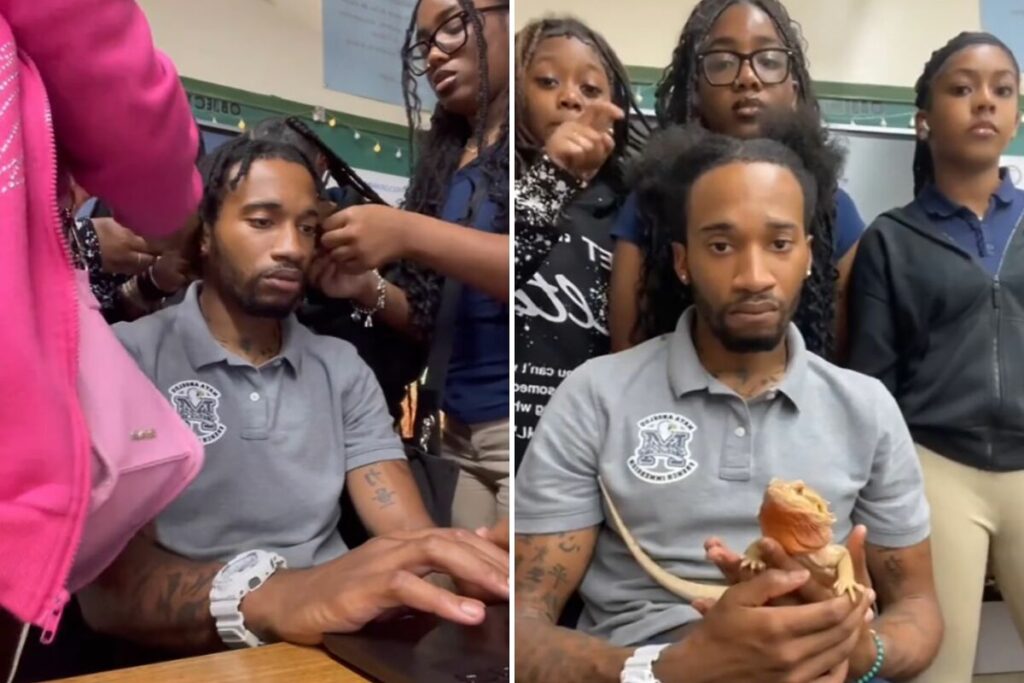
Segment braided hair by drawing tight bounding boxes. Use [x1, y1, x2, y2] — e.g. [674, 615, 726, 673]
[638, 0, 838, 357]
[397, 0, 510, 335]
[913, 32, 1020, 196]
[633, 112, 843, 348]
[514, 16, 649, 187]
[198, 136, 323, 229]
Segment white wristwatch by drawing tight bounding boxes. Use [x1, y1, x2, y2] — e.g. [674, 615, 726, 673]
[621, 644, 670, 683]
[209, 550, 287, 649]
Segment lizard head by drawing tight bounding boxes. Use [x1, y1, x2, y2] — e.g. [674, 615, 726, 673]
[758, 479, 836, 555]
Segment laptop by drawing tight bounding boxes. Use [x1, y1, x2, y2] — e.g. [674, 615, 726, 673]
[323, 604, 509, 683]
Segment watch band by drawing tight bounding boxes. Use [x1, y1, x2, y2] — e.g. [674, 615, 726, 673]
[209, 550, 287, 649]
[621, 644, 670, 683]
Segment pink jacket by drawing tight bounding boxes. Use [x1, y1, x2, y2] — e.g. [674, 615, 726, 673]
[0, 0, 201, 634]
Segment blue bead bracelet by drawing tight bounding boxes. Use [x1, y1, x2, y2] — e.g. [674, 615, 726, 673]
[856, 629, 885, 683]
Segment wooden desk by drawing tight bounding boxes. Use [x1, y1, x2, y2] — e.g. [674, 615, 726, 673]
[46, 643, 371, 683]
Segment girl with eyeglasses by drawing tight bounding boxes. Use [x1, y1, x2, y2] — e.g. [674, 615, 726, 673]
[316, 0, 510, 532]
[606, 0, 866, 361]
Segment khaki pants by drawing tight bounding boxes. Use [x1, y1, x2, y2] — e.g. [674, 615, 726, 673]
[913, 445, 1024, 683]
[441, 417, 509, 530]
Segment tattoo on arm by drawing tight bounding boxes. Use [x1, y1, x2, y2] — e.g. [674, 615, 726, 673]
[515, 529, 629, 683]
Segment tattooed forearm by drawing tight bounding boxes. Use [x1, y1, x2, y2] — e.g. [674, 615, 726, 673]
[862, 541, 943, 680]
[515, 528, 628, 682]
[372, 487, 396, 508]
[80, 534, 224, 655]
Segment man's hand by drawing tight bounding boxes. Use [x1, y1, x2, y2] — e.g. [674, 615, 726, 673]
[93, 217, 159, 275]
[697, 526, 873, 612]
[544, 101, 623, 182]
[655, 569, 875, 683]
[476, 517, 509, 552]
[320, 205, 413, 273]
[242, 528, 509, 646]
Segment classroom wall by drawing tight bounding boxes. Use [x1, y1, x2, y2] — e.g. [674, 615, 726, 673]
[136, 0, 407, 126]
[514, 0, 982, 88]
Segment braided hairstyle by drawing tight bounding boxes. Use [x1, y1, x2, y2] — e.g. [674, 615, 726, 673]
[514, 16, 649, 187]
[198, 136, 323, 229]
[639, 0, 838, 357]
[397, 0, 510, 335]
[633, 112, 844, 350]
[913, 32, 1020, 196]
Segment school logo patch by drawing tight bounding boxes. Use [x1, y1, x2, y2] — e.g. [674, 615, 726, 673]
[168, 380, 226, 445]
[628, 413, 698, 484]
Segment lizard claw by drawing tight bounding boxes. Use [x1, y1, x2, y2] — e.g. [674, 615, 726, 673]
[833, 577, 865, 601]
[740, 556, 767, 573]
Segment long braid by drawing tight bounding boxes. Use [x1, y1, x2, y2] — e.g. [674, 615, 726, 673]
[912, 32, 1020, 196]
[514, 16, 650, 189]
[639, 0, 837, 357]
[397, 0, 510, 336]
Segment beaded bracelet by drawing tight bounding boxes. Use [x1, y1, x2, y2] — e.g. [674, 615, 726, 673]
[350, 270, 387, 328]
[856, 629, 885, 683]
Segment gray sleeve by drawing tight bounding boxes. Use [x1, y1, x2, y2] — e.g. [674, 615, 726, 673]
[112, 320, 146, 368]
[851, 383, 931, 547]
[516, 364, 604, 534]
[341, 354, 407, 471]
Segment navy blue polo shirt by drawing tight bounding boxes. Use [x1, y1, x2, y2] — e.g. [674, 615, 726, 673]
[915, 169, 1024, 276]
[441, 160, 509, 425]
[612, 187, 865, 261]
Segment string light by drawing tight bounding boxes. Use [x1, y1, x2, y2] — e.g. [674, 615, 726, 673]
[353, 130, 361, 140]
[237, 119, 246, 131]
[395, 149, 403, 159]
[373, 142, 382, 154]
[328, 117, 337, 128]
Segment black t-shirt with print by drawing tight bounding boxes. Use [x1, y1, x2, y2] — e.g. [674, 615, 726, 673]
[514, 177, 624, 468]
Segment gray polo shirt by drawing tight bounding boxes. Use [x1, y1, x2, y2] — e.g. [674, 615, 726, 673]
[517, 308, 930, 647]
[114, 282, 405, 568]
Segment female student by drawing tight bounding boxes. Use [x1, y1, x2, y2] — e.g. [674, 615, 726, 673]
[316, 0, 510, 531]
[513, 16, 638, 467]
[848, 32, 1024, 683]
[607, 0, 866, 359]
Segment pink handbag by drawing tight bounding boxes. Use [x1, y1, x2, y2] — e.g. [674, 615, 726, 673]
[68, 270, 204, 592]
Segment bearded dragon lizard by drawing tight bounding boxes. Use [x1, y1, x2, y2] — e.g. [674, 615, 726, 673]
[599, 477, 864, 601]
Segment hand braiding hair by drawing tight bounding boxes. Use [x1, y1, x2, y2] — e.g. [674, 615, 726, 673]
[397, 0, 510, 336]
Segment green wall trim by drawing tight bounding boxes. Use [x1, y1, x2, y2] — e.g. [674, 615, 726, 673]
[181, 77, 412, 177]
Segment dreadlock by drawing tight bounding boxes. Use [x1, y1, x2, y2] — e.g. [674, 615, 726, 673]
[397, 0, 510, 335]
[638, 0, 838, 358]
[913, 32, 1020, 196]
[514, 16, 650, 187]
[197, 136, 324, 228]
[633, 111, 844, 353]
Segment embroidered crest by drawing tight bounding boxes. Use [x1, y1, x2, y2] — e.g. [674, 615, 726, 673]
[169, 380, 226, 445]
[628, 413, 698, 484]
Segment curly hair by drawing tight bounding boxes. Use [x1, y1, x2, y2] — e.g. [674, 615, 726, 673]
[912, 32, 1019, 196]
[637, 0, 838, 357]
[395, 0, 510, 336]
[514, 15, 648, 188]
[633, 106, 844, 354]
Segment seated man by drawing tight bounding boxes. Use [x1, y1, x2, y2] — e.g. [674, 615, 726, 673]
[515, 122, 942, 683]
[79, 136, 508, 655]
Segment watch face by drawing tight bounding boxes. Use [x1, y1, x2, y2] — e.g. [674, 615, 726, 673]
[220, 551, 261, 582]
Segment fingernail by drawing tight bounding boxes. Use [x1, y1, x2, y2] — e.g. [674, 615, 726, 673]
[460, 601, 484, 618]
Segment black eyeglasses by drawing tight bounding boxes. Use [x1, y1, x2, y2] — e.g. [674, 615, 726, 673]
[404, 3, 509, 77]
[697, 48, 794, 87]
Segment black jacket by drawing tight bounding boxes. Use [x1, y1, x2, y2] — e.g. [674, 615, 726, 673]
[848, 202, 1024, 471]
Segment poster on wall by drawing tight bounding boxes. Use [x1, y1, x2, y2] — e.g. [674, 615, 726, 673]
[980, 0, 1024, 64]
[351, 168, 410, 206]
[323, 0, 436, 109]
